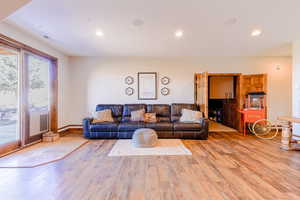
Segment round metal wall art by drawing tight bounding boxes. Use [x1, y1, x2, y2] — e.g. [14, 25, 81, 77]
[125, 87, 134, 96]
[161, 76, 170, 85]
[161, 87, 170, 96]
[125, 76, 134, 85]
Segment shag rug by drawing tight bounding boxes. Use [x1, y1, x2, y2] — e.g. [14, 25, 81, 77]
[108, 139, 192, 157]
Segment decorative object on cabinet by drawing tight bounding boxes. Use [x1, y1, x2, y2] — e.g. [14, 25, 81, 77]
[161, 87, 170, 96]
[244, 92, 266, 110]
[138, 72, 157, 100]
[125, 87, 134, 96]
[161, 76, 170, 85]
[125, 76, 134, 85]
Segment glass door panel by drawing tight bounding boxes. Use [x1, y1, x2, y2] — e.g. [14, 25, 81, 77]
[0, 46, 20, 146]
[25, 53, 50, 143]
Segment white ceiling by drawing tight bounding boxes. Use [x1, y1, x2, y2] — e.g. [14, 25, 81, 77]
[5, 0, 300, 57]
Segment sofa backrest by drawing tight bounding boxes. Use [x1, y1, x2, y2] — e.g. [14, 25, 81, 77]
[94, 103, 202, 123]
[171, 103, 199, 122]
[147, 104, 170, 122]
[96, 104, 123, 121]
[122, 104, 147, 122]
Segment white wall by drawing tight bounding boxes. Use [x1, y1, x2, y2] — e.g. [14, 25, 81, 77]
[69, 56, 292, 124]
[0, 22, 71, 128]
[292, 42, 300, 136]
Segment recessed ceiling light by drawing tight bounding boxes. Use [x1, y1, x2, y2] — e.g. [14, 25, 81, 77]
[175, 30, 183, 38]
[224, 18, 237, 25]
[96, 30, 104, 37]
[251, 29, 262, 37]
[133, 19, 144, 27]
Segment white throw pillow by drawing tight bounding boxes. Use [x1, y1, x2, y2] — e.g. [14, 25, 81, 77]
[92, 109, 114, 123]
[179, 109, 203, 123]
[131, 109, 145, 122]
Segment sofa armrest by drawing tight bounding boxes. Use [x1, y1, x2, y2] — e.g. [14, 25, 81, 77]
[83, 117, 93, 138]
[200, 118, 209, 139]
[201, 118, 209, 127]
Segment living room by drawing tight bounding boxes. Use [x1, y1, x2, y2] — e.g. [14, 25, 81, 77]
[0, 0, 300, 199]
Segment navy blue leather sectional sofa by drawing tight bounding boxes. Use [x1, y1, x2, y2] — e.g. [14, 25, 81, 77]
[83, 103, 209, 139]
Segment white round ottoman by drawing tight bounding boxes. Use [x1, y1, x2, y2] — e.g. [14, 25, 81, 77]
[132, 128, 158, 148]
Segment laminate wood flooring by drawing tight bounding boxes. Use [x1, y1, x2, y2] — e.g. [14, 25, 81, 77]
[0, 132, 299, 200]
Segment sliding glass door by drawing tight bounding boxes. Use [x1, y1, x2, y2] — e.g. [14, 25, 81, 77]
[0, 47, 52, 147]
[0, 45, 21, 148]
[24, 52, 51, 144]
[0, 36, 57, 154]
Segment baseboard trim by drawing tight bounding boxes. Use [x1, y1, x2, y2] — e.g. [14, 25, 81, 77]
[58, 125, 83, 136]
[57, 124, 82, 131]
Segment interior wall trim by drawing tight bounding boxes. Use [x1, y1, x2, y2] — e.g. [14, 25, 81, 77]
[0, 140, 41, 158]
[57, 125, 83, 136]
[0, 33, 58, 61]
[57, 124, 83, 131]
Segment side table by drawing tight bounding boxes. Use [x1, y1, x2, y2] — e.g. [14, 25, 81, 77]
[277, 116, 300, 150]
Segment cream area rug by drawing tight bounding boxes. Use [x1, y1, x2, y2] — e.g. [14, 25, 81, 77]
[108, 139, 192, 157]
[0, 135, 88, 168]
[209, 121, 238, 132]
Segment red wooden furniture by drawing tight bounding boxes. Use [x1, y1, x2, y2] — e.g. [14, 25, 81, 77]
[239, 109, 266, 136]
[239, 92, 267, 136]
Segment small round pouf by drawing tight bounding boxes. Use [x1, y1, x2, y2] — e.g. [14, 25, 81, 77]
[132, 128, 158, 148]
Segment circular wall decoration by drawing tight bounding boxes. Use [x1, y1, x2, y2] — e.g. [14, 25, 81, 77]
[125, 87, 134, 96]
[161, 87, 170, 96]
[125, 76, 134, 85]
[161, 76, 170, 85]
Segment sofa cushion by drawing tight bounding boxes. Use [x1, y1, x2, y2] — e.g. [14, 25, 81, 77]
[173, 122, 203, 131]
[146, 104, 170, 117]
[118, 122, 146, 131]
[145, 122, 173, 131]
[147, 104, 171, 122]
[96, 104, 123, 121]
[157, 117, 171, 122]
[122, 104, 147, 122]
[171, 104, 199, 122]
[90, 122, 119, 132]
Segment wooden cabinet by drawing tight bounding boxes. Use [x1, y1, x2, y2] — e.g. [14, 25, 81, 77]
[209, 76, 234, 99]
[223, 100, 238, 129]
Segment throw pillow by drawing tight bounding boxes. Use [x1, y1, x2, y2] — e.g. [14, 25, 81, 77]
[131, 109, 145, 122]
[144, 113, 157, 123]
[92, 109, 114, 123]
[179, 109, 203, 123]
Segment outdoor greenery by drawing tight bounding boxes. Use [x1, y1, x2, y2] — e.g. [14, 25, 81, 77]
[0, 55, 45, 94]
[0, 55, 18, 94]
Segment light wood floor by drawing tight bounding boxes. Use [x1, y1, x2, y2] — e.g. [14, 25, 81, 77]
[0, 132, 300, 200]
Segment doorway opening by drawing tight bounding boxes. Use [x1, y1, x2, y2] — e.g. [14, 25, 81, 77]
[208, 74, 240, 132]
[195, 72, 267, 133]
